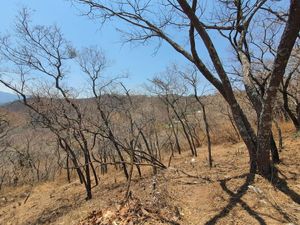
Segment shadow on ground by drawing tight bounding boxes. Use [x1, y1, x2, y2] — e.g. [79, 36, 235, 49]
[205, 167, 300, 225]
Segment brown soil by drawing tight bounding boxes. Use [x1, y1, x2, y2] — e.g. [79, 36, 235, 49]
[0, 127, 299, 225]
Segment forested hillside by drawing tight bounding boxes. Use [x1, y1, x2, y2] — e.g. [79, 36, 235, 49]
[0, 0, 300, 224]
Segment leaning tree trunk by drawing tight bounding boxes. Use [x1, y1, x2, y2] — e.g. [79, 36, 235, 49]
[282, 90, 300, 131]
[230, 103, 258, 173]
[193, 93, 212, 168]
[167, 106, 182, 154]
[172, 106, 197, 156]
[256, 0, 300, 177]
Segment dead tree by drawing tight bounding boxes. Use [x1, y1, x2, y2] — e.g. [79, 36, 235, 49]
[166, 104, 182, 155]
[0, 10, 99, 199]
[0, 112, 9, 153]
[0, 112, 9, 189]
[78, 48, 166, 185]
[73, 0, 300, 177]
[77, 47, 130, 180]
[280, 46, 300, 131]
[150, 70, 198, 157]
[181, 67, 213, 168]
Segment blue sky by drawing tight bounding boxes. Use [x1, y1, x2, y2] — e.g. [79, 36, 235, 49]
[0, 0, 228, 94]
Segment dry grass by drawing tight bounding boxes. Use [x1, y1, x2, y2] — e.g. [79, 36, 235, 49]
[0, 123, 299, 225]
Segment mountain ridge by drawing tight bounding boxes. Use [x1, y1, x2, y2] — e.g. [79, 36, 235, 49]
[0, 91, 19, 105]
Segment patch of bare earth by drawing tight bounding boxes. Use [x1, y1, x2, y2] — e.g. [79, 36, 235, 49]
[1, 132, 299, 225]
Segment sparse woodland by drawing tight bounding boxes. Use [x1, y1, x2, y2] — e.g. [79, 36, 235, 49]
[0, 1, 300, 224]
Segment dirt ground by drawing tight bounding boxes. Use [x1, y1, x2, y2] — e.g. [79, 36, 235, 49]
[0, 125, 299, 225]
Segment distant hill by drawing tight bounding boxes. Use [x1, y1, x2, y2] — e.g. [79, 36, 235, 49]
[0, 91, 19, 105]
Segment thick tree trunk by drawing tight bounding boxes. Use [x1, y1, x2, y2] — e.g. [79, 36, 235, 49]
[252, 102, 280, 164]
[256, 0, 300, 177]
[256, 132, 272, 177]
[256, 101, 274, 177]
[230, 104, 257, 173]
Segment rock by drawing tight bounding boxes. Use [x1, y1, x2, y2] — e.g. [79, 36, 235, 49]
[248, 185, 263, 195]
[1, 197, 7, 202]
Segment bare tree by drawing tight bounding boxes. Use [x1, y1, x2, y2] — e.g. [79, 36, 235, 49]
[150, 68, 198, 157]
[0, 9, 168, 199]
[280, 46, 300, 131]
[77, 47, 167, 199]
[181, 67, 213, 168]
[0, 10, 99, 199]
[77, 47, 130, 180]
[5, 131, 57, 183]
[0, 112, 9, 153]
[0, 112, 9, 190]
[73, 0, 300, 178]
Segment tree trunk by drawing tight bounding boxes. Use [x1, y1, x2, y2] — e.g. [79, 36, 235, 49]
[84, 153, 92, 200]
[256, 134, 272, 177]
[256, 105, 273, 177]
[230, 104, 258, 173]
[172, 106, 197, 156]
[168, 113, 182, 154]
[66, 155, 71, 183]
[202, 104, 212, 168]
[270, 133, 280, 163]
[297, 103, 300, 131]
[194, 95, 212, 168]
[282, 90, 300, 131]
[273, 119, 283, 151]
[109, 132, 129, 180]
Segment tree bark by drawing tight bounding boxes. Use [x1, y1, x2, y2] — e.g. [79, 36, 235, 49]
[270, 133, 280, 163]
